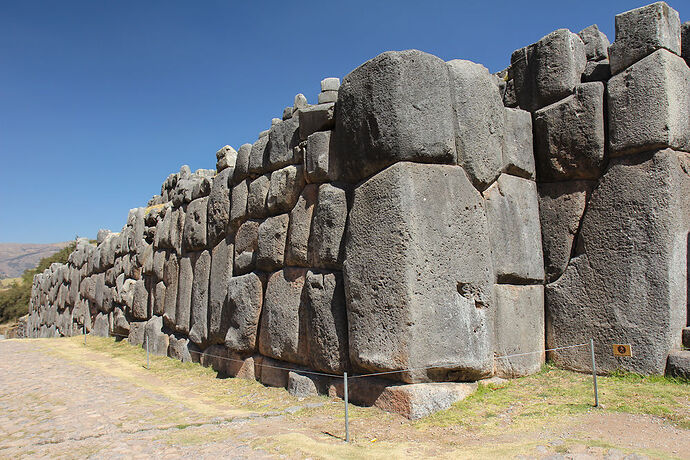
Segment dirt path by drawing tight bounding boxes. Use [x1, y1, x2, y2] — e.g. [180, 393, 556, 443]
[0, 338, 688, 459]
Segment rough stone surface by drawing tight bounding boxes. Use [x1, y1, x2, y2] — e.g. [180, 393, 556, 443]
[511, 29, 586, 112]
[582, 59, 611, 82]
[298, 103, 335, 141]
[229, 179, 249, 229]
[607, 49, 690, 156]
[578, 24, 610, 61]
[285, 184, 318, 267]
[483, 174, 544, 283]
[683, 21, 690, 65]
[215, 145, 237, 172]
[144, 315, 169, 356]
[258, 268, 309, 366]
[208, 237, 233, 344]
[234, 220, 260, 275]
[182, 197, 208, 252]
[308, 184, 347, 269]
[266, 165, 305, 214]
[91, 312, 110, 337]
[248, 135, 269, 175]
[305, 271, 349, 373]
[546, 149, 690, 374]
[447, 59, 505, 190]
[538, 181, 594, 283]
[287, 372, 319, 398]
[666, 350, 690, 379]
[168, 334, 193, 363]
[247, 175, 270, 219]
[335, 50, 456, 182]
[189, 250, 210, 345]
[233, 143, 252, 183]
[503, 107, 535, 180]
[127, 321, 145, 346]
[305, 131, 337, 183]
[175, 255, 194, 335]
[206, 167, 232, 246]
[224, 272, 263, 354]
[268, 117, 300, 169]
[608, 2, 681, 75]
[256, 214, 289, 272]
[374, 382, 478, 420]
[493, 285, 545, 378]
[344, 162, 494, 382]
[533, 82, 605, 181]
[131, 279, 148, 321]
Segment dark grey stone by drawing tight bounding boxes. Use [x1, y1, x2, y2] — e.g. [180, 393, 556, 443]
[308, 184, 347, 269]
[225, 272, 263, 354]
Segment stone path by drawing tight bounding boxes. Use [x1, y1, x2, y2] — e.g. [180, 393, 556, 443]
[0, 340, 273, 459]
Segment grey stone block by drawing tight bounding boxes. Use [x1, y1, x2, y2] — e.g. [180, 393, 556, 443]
[225, 272, 263, 353]
[189, 250, 210, 346]
[546, 149, 690, 374]
[208, 237, 233, 344]
[538, 181, 594, 283]
[511, 29, 586, 111]
[267, 165, 305, 214]
[248, 135, 269, 175]
[294, 93, 308, 110]
[344, 162, 494, 382]
[493, 285, 545, 378]
[608, 49, 690, 156]
[168, 334, 194, 363]
[582, 59, 611, 82]
[131, 279, 148, 321]
[374, 382, 477, 420]
[247, 175, 270, 218]
[533, 82, 605, 180]
[206, 167, 232, 247]
[268, 117, 300, 170]
[305, 131, 337, 183]
[320, 77, 340, 91]
[305, 270, 349, 374]
[152, 280, 166, 316]
[257, 214, 289, 272]
[175, 254, 194, 335]
[233, 143, 252, 183]
[258, 268, 309, 366]
[666, 350, 690, 379]
[502, 107, 535, 180]
[229, 179, 249, 229]
[144, 315, 169, 356]
[287, 372, 319, 398]
[483, 174, 544, 283]
[308, 184, 347, 269]
[285, 184, 318, 267]
[335, 50, 457, 182]
[318, 90, 338, 104]
[282, 106, 293, 120]
[447, 59, 505, 190]
[128, 321, 145, 346]
[182, 197, 208, 252]
[682, 22, 690, 65]
[215, 145, 237, 172]
[163, 253, 178, 328]
[234, 220, 260, 275]
[608, 2, 681, 75]
[91, 312, 110, 337]
[298, 103, 335, 141]
[578, 24, 610, 61]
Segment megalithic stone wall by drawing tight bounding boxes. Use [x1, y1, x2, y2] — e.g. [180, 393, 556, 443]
[28, 1, 690, 384]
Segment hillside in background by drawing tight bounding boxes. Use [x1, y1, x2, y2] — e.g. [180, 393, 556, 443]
[0, 242, 71, 279]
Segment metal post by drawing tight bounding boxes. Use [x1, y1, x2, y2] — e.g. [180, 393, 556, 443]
[83, 325, 86, 346]
[590, 338, 599, 407]
[344, 372, 349, 442]
[146, 335, 150, 370]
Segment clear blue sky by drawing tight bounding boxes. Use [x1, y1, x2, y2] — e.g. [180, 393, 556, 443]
[0, 0, 680, 243]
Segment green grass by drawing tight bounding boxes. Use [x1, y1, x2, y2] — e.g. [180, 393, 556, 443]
[419, 363, 689, 431]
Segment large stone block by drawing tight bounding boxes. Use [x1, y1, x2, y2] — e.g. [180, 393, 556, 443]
[335, 50, 456, 182]
[225, 272, 263, 353]
[447, 59, 505, 190]
[533, 82, 605, 181]
[168, 334, 194, 363]
[206, 167, 232, 247]
[483, 174, 544, 283]
[285, 184, 318, 267]
[233, 143, 252, 183]
[144, 315, 169, 356]
[298, 103, 335, 141]
[131, 279, 148, 321]
[305, 131, 338, 183]
[682, 21, 690, 65]
[502, 108, 535, 180]
[666, 350, 690, 379]
[344, 162, 494, 382]
[268, 117, 300, 169]
[189, 250, 210, 346]
[175, 254, 194, 334]
[247, 174, 270, 218]
[152, 280, 166, 316]
[608, 49, 690, 156]
[266, 165, 305, 214]
[374, 382, 477, 420]
[229, 179, 248, 229]
[538, 181, 594, 283]
[493, 285, 545, 378]
[511, 29, 586, 112]
[208, 237, 233, 344]
[308, 184, 347, 269]
[162, 253, 178, 328]
[305, 271, 349, 374]
[608, 2, 681, 75]
[578, 24, 610, 61]
[182, 197, 208, 252]
[258, 268, 309, 366]
[234, 220, 260, 275]
[248, 135, 269, 175]
[546, 149, 690, 374]
[256, 214, 289, 272]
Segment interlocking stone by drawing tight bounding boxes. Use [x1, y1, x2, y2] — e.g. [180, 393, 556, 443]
[225, 272, 263, 353]
[266, 165, 305, 214]
[308, 184, 347, 269]
[256, 214, 289, 272]
[285, 184, 318, 267]
[234, 220, 260, 275]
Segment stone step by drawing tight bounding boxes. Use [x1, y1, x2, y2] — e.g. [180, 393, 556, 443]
[666, 350, 690, 379]
[682, 327, 690, 349]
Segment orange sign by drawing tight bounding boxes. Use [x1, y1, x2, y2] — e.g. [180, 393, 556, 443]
[612, 344, 632, 357]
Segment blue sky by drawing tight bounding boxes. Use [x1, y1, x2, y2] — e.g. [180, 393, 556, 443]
[0, 0, 682, 243]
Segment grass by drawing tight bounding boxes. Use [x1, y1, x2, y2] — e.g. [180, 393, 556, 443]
[0, 277, 20, 290]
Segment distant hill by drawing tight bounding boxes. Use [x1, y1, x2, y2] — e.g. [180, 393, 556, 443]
[0, 242, 72, 279]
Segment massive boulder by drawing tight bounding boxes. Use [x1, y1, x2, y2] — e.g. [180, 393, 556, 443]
[546, 149, 690, 374]
[206, 167, 233, 246]
[225, 272, 263, 354]
[285, 184, 318, 267]
[308, 184, 348, 269]
[335, 50, 456, 182]
[344, 162, 494, 382]
[208, 237, 233, 344]
[189, 249, 211, 345]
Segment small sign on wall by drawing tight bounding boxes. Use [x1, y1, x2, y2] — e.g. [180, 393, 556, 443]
[612, 344, 633, 357]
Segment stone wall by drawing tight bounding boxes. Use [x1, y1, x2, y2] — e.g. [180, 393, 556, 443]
[28, 2, 690, 391]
